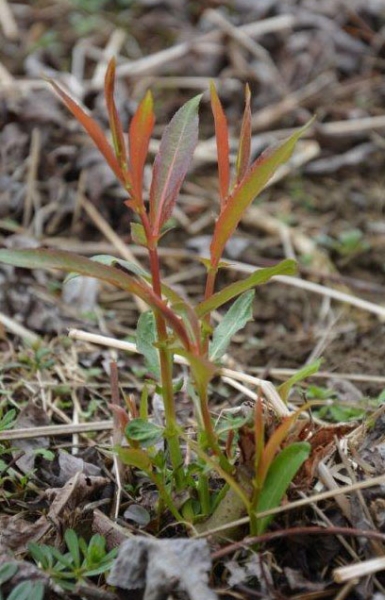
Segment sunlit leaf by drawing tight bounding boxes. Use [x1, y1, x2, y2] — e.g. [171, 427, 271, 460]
[196, 259, 297, 318]
[254, 442, 310, 534]
[210, 290, 254, 362]
[235, 84, 251, 184]
[129, 90, 155, 204]
[49, 79, 127, 187]
[210, 120, 313, 266]
[210, 82, 230, 205]
[149, 94, 201, 237]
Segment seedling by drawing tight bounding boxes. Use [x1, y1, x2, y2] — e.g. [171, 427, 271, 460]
[28, 529, 118, 591]
[0, 60, 313, 535]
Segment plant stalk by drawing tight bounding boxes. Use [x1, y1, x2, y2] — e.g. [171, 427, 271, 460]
[145, 234, 184, 486]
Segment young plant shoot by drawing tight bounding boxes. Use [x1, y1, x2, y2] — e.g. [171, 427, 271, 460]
[0, 59, 312, 536]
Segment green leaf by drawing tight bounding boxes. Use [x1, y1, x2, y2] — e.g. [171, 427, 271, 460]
[210, 120, 313, 265]
[136, 311, 160, 380]
[131, 222, 147, 247]
[0, 409, 16, 431]
[64, 530, 80, 569]
[255, 442, 310, 534]
[7, 581, 45, 600]
[89, 255, 149, 277]
[196, 259, 297, 318]
[210, 290, 254, 362]
[125, 418, 164, 448]
[0, 248, 191, 350]
[149, 94, 202, 237]
[278, 359, 322, 402]
[0, 563, 18, 585]
[117, 446, 154, 471]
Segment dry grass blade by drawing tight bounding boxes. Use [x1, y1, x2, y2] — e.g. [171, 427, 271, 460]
[0, 420, 114, 441]
[334, 557, 385, 583]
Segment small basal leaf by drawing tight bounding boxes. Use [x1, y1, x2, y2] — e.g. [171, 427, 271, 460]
[210, 290, 254, 362]
[149, 94, 202, 237]
[124, 504, 151, 527]
[136, 311, 160, 380]
[7, 581, 45, 600]
[125, 418, 164, 448]
[131, 222, 148, 247]
[255, 442, 310, 534]
[278, 359, 322, 402]
[117, 447, 154, 471]
[0, 563, 18, 584]
[196, 259, 297, 318]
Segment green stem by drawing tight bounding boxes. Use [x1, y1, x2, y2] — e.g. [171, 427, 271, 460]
[142, 221, 184, 487]
[198, 471, 210, 516]
[202, 266, 218, 355]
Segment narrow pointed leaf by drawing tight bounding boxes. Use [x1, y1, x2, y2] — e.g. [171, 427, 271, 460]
[49, 80, 126, 186]
[210, 290, 254, 362]
[196, 259, 296, 318]
[149, 94, 201, 236]
[278, 359, 322, 402]
[210, 120, 313, 265]
[235, 84, 251, 184]
[104, 58, 131, 187]
[210, 82, 230, 205]
[0, 248, 191, 349]
[129, 90, 155, 202]
[255, 442, 310, 534]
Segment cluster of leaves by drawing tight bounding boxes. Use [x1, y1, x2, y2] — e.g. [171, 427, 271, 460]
[0, 59, 313, 536]
[28, 529, 118, 591]
[0, 563, 44, 600]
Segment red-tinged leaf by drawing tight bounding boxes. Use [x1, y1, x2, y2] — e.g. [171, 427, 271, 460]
[0, 248, 191, 350]
[210, 120, 313, 266]
[235, 84, 251, 184]
[104, 58, 131, 188]
[257, 404, 307, 487]
[210, 82, 230, 206]
[129, 90, 155, 203]
[149, 94, 201, 237]
[49, 80, 126, 186]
